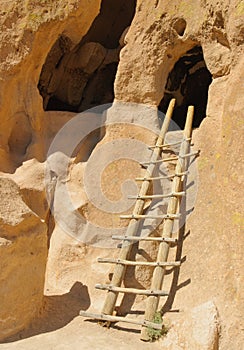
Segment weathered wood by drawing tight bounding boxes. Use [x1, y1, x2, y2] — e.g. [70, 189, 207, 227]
[135, 171, 188, 181]
[95, 284, 169, 296]
[148, 137, 191, 149]
[80, 311, 163, 330]
[141, 156, 178, 165]
[179, 150, 200, 158]
[120, 214, 180, 219]
[136, 174, 175, 180]
[128, 191, 185, 199]
[141, 151, 198, 165]
[140, 105, 194, 341]
[97, 258, 181, 267]
[101, 99, 176, 316]
[148, 139, 183, 149]
[112, 235, 177, 243]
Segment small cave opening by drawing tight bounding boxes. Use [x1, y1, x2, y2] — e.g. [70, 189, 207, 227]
[173, 18, 187, 37]
[159, 46, 212, 129]
[38, 0, 136, 113]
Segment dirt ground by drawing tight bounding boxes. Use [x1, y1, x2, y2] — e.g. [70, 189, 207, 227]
[0, 290, 162, 350]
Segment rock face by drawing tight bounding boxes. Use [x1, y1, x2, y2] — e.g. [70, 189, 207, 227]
[0, 0, 102, 340]
[0, 0, 102, 172]
[0, 177, 47, 340]
[0, 0, 243, 349]
[114, 0, 243, 104]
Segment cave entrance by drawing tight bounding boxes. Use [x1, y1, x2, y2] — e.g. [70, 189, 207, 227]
[159, 46, 212, 129]
[38, 0, 136, 112]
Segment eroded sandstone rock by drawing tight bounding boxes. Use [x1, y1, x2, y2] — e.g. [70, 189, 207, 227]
[161, 301, 219, 350]
[0, 0, 102, 171]
[0, 177, 47, 340]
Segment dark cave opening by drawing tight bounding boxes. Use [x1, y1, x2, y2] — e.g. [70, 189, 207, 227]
[159, 46, 213, 129]
[38, 0, 136, 112]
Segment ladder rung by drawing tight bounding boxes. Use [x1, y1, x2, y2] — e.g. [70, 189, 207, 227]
[148, 138, 192, 149]
[179, 150, 200, 158]
[136, 174, 175, 181]
[141, 151, 199, 165]
[135, 171, 189, 181]
[120, 214, 180, 219]
[141, 156, 178, 165]
[80, 311, 163, 330]
[128, 191, 185, 199]
[97, 258, 181, 267]
[112, 235, 177, 243]
[95, 284, 169, 296]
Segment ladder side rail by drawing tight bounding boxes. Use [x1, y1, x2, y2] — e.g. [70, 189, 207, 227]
[140, 106, 194, 340]
[101, 99, 176, 316]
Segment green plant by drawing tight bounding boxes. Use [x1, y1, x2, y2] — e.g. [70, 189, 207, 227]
[147, 312, 168, 342]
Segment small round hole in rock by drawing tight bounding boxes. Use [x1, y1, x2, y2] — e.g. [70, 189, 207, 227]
[173, 18, 187, 37]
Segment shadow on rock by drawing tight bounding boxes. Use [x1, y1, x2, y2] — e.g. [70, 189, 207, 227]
[2, 281, 90, 343]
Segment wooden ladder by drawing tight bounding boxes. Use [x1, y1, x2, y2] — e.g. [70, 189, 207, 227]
[80, 99, 196, 340]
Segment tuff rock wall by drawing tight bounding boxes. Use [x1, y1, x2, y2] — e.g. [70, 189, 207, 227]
[0, 0, 102, 340]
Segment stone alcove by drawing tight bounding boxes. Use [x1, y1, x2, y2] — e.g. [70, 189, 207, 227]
[38, 0, 136, 113]
[159, 46, 213, 129]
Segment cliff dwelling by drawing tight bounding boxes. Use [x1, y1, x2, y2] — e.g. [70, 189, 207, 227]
[0, 1, 243, 350]
[38, 0, 136, 112]
[159, 46, 213, 129]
